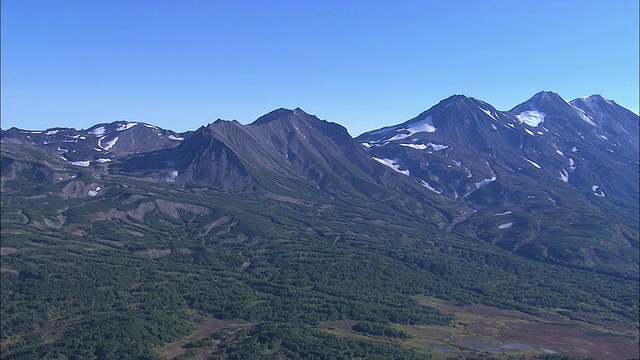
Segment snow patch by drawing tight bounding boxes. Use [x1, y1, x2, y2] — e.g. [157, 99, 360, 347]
[100, 136, 119, 150]
[388, 133, 410, 141]
[373, 157, 409, 175]
[96, 158, 112, 163]
[475, 173, 497, 189]
[89, 126, 106, 136]
[516, 111, 545, 127]
[480, 107, 497, 120]
[166, 170, 179, 183]
[498, 222, 514, 229]
[88, 186, 101, 197]
[69, 160, 90, 167]
[592, 185, 606, 197]
[491, 124, 498, 130]
[592, 129, 608, 140]
[168, 135, 184, 141]
[572, 106, 597, 126]
[143, 124, 157, 129]
[400, 143, 427, 150]
[556, 149, 564, 156]
[401, 142, 448, 151]
[117, 122, 138, 131]
[494, 211, 512, 216]
[427, 142, 448, 151]
[421, 180, 443, 194]
[45, 130, 59, 135]
[559, 169, 569, 183]
[407, 116, 437, 133]
[524, 129, 535, 136]
[523, 157, 541, 169]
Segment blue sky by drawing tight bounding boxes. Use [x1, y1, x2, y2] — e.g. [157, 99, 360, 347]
[2, 0, 638, 136]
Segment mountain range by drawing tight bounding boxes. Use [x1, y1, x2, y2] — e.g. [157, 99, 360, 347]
[1, 91, 638, 359]
[3, 91, 637, 275]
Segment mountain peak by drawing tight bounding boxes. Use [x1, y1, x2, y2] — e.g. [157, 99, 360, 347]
[444, 94, 470, 101]
[571, 94, 617, 107]
[437, 94, 474, 106]
[530, 90, 565, 103]
[250, 107, 313, 126]
[510, 91, 569, 114]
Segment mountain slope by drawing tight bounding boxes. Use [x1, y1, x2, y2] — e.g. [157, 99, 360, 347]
[357, 91, 639, 276]
[112, 108, 468, 227]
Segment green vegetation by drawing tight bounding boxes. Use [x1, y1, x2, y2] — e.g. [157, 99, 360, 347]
[1, 163, 638, 359]
[210, 322, 429, 359]
[351, 321, 411, 338]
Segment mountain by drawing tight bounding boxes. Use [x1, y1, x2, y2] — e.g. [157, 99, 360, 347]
[1, 94, 638, 359]
[357, 91, 639, 275]
[1, 121, 188, 166]
[111, 108, 466, 226]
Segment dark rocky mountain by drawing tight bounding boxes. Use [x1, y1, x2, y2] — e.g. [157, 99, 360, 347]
[357, 91, 639, 275]
[113, 108, 465, 226]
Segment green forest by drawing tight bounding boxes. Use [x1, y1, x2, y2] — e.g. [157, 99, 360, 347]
[1, 171, 638, 359]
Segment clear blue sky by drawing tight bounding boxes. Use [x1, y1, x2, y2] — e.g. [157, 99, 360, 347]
[2, 0, 638, 136]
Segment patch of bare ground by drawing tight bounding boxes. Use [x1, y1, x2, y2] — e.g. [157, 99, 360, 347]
[95, 238, 126, 248]
[154, 199, 211, 219]
[0, 247, 19, 255]
[134, 248, 172, 259]
[25, 194, 48, 200]
[213, 222, 238, 237]
[3, 229, 29, 235]
[157, 314, 254, 360]
[91, 200, 211, 224]
[205, 216, 232, 233]
[118, 194, 147, 205]
[32, 209, 68, 229]
[411, 296, 639, 359]
[58, 181, 100, 199]
[0, 267, 19, 275]
[42, 314, 85, 344]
